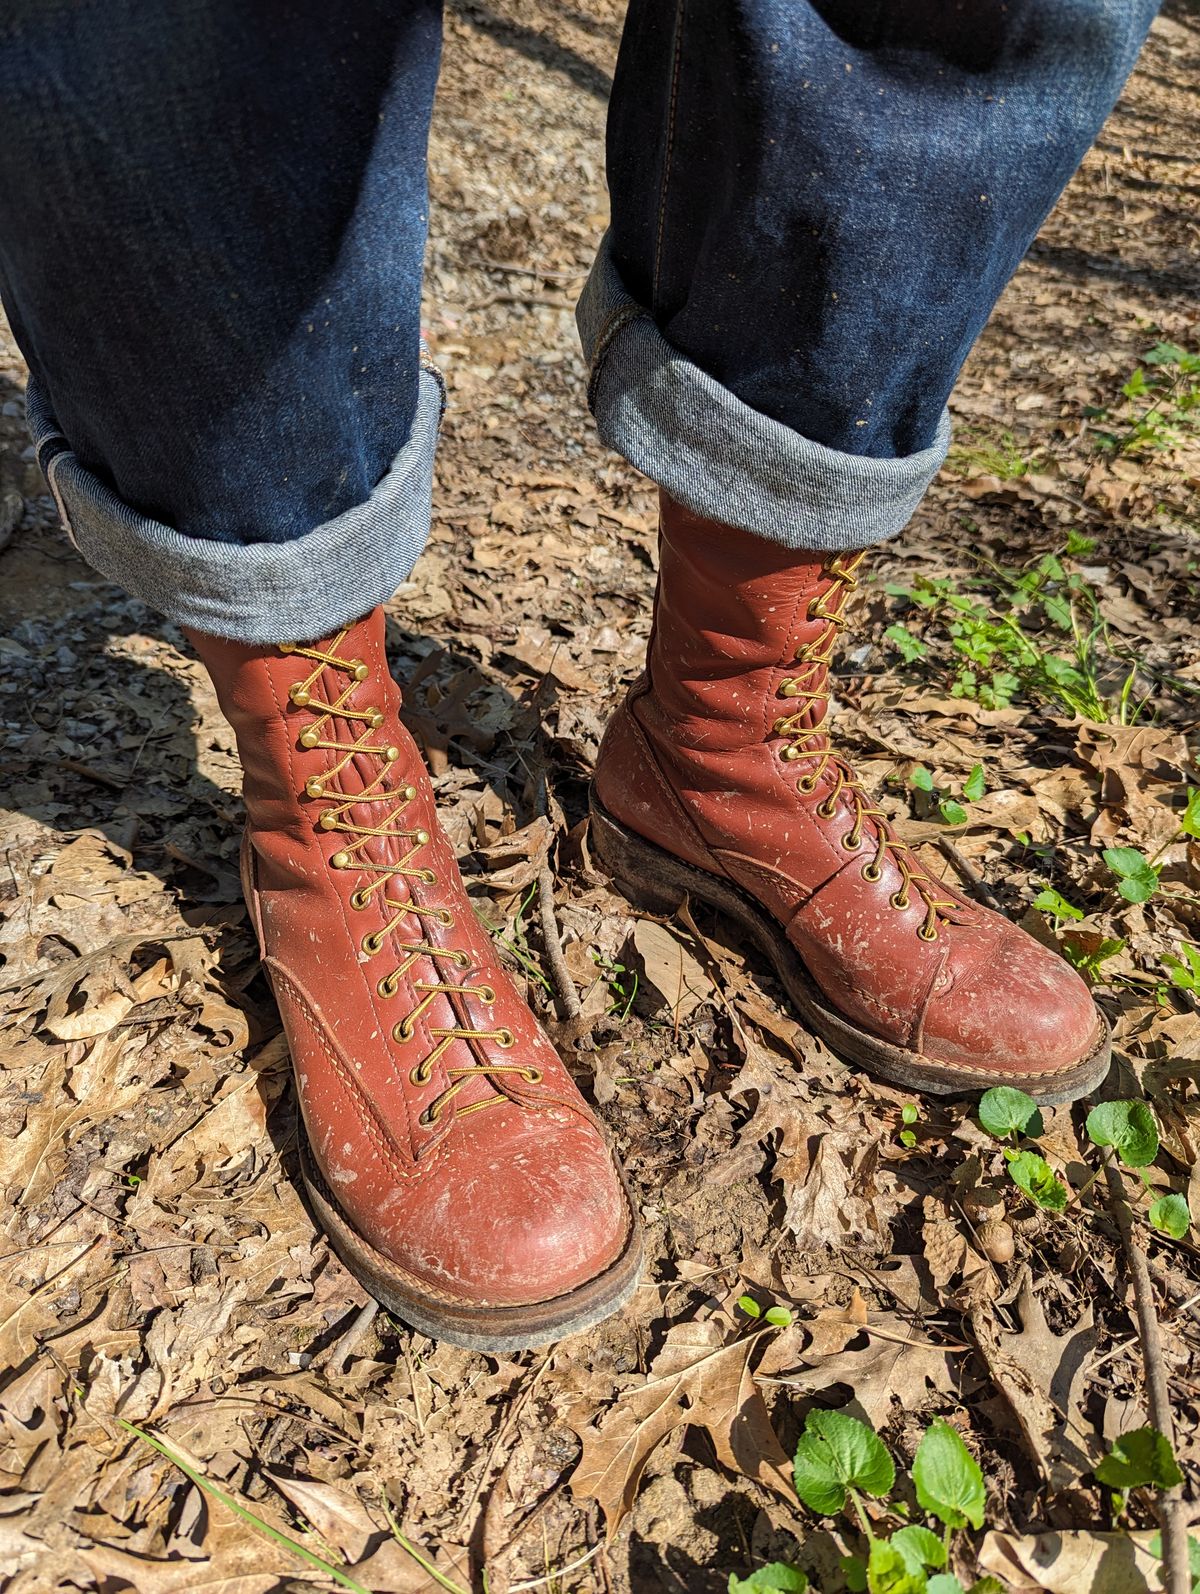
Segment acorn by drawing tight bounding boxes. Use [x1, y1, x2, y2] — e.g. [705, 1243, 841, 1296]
[977, 1219, 1015, 1264]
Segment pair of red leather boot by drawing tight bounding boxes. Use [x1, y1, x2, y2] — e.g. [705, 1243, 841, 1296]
[188, 493, 1107, 1349]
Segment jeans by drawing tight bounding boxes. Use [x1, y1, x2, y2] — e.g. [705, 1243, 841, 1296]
[0, 0, 1157, 643]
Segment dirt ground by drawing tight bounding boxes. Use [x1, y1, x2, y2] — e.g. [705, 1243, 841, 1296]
[1, 3, 1198, 1592]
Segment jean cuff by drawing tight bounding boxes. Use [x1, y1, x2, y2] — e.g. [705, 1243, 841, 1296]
[24, 361, 445, 644]
[577, 233, 950, 551]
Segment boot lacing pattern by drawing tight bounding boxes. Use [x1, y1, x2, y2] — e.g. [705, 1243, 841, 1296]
[771, 554, 958, 942]
[281, 634, 542, 1126]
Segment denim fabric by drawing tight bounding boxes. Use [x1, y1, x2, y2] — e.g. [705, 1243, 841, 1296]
[0, 1, 1158, 638]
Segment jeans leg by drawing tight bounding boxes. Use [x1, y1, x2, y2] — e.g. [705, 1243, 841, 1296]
[579, 0, 1159, 551]
[0, 0, 443, 642]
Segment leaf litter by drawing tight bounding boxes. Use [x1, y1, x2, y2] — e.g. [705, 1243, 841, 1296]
[0, 2, 1198, 1590]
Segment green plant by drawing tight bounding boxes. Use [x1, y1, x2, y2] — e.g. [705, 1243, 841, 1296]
[734, 1411, 1000, 1594]
[885, 550, 1146, 722]
[1031, 887, 1084, 925]
[1086, 343, 1200, 458]
[1095, 1426, 1183, 1518]
[1163, 944, 1200, 993]
[899, 1102, 920, 1149]
[737, 1294, 794, 1328]
[593, 951, 638, 1021]
[909, 763, 986, 827]
[1103, 846, 1160, 905]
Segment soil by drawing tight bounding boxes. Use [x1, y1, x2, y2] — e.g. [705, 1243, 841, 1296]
[1, 3, 1198, 1592]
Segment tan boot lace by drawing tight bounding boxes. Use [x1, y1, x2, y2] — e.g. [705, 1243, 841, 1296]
[281, 633, 541, 1125]
[770, 553, 958, 942]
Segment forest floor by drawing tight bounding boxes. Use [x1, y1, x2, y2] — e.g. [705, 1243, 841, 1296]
[1, 3, 1199, 1592]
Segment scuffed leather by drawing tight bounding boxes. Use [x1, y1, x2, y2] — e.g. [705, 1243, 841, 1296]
[594, 493, 1100, 1078]
[188, 609, 629, 1307]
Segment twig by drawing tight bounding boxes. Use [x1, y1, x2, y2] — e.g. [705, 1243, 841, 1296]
[534, 770, 581, 1021]
[1102, 1158, 1190, 1594]
[934, 836, 1005, 912]
[468, 291, 575, 311]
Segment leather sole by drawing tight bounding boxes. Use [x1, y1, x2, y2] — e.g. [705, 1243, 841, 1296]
[299, 1140, 643, 1352]
[240, 830, 643, 1351]
[590, 794, 1111, 1107]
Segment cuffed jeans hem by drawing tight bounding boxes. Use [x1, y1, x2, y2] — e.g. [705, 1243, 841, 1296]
[23, 365, 445, 644]
[577, 233, 950, 552]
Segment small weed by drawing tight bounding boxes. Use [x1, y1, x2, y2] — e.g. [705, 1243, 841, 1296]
[947, 426, 1037, 480]
[1086, 342, 1200, 457]
[899, 1101, 920, 1149]
[885, 548, 1148, 723]
[593, 952, 638, 1021]
[908, 762, 986, 827]
[1163, 943, 1200, 993]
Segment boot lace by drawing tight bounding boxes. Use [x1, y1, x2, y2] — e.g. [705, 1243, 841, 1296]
[281, 634, 541, 1125]
[770, 554, 958, 942]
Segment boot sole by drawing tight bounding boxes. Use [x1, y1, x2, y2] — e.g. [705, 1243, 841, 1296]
[240, 832, 643, 1352]
[590, 794, 1111, 1107]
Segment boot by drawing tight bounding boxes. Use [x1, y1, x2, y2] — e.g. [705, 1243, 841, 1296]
[591, 493, 1108, 1104]
[187, 609, 641, 1350]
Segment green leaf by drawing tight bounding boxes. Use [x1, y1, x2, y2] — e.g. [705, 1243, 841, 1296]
[902, 1103, 919, 1125]
[1164, 944, 1200, 992]
[899, 1129, 917, 1149]
[912, 1420, 986, 1530]
[891, 1526, 947, 1573]
[1103, 846, 1160, 905]
[1085, 1100, 1159, 1168]
[1148, 1193, 1191, 1240]
[737, 1294, 762, 1319]
[964, 1581, 1007, 1594]
[867, 1540, 926, 1594]
[911, 765, 935, 793]
[1006, 1150, 1069, 1211]
[1032, 887, 1084, 922]
[1094, 1426, 1183, 1493]
[843, 1556, 869, 1593]
[728, 1564, 808, 1593]
[962, 764, 986, 803]
[939, 800, 969, 826]
[886, 623, 928, 664]
[926, 1580, 967, 1594]
[978, 1086, 1043, 1141]
[792, 1410, 895, 1516]
[1181, 788, 1200, 841]
[765, 1306, 794, 1328]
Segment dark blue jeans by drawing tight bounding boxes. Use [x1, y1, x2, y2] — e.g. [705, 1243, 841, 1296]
[0, 0, 1157, 642]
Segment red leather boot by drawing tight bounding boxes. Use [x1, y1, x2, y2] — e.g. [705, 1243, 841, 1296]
[592, 493, 1109, 1104]
[187, 610, 640, 1349]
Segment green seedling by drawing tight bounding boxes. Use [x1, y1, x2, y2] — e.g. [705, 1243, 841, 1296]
[1032, 887, 1084, 925]
[886, 623, 927, 664]
[729, 1566, 809, 1593]
[1087, 342, 1200, 457]
[909, 763, 986, 827]
[899, 1101, 920, 1149]
[1005, 1149, 1069, 1212]
[1061, 934, 1126, 983]
[592, 952, 638, 1021]
[736, 1294, 794, 1328]
[1148, 1193, 1191, 1240]
[1085, 1100, 1159, 1168]
[1103, 846, 1160, 905]
[1095, 1426, 1183, 1519]
[1163, 944, 1200, 993]
[978, 1086, 1043, 1142]
[1182, 787, 1200, 840]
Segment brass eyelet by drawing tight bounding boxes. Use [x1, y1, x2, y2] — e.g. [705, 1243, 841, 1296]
[413, 829, 430, 846]
[918, 925, 939, 942]
[384, 745, 400, 763]
[394, 1020, 415, 1043]
[278, 642, 296, 654]
[368, 708, 385, 729]
[496, 1029, 515, 1049]
[299, 727, 322, 749]
[890, 891, 910, 912]
[305, 776, 326, 798]
[418, 1104, 439, 1127]
[419, 869, 438, 885]
[378, 974, 399, 999]
[797, 776, 818, 795]
[816, 800, 837, 821]
[781, 746, 801, 762]
[454, 950, 471, 968]
[840, 833, 862, 852]
[350, 888, 372, 911]
[319, 810, 339, 831]
[478, 985, 496, 1003]
[523, 1067, 542, 1083]
[288, 683, 311, 706]
[862, 863, 883, 883]
[401, 784, 417, 802]
[435, 908, 455, 928]
[362, 931, 385, 957]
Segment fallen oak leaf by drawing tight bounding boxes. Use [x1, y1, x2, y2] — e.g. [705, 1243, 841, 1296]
[569, 1317, 792, 1537]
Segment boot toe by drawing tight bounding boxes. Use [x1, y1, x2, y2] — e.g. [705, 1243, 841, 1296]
[387, 1106, 632, 1308]
[922, 922, 1101, 1082]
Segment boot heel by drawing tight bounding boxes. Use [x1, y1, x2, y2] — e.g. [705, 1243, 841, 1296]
[589, 793, 686, 915]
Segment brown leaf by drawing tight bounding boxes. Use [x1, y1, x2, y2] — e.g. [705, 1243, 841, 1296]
[571, 1318, 792, 1536]
[804, 1288, 870, 1358]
